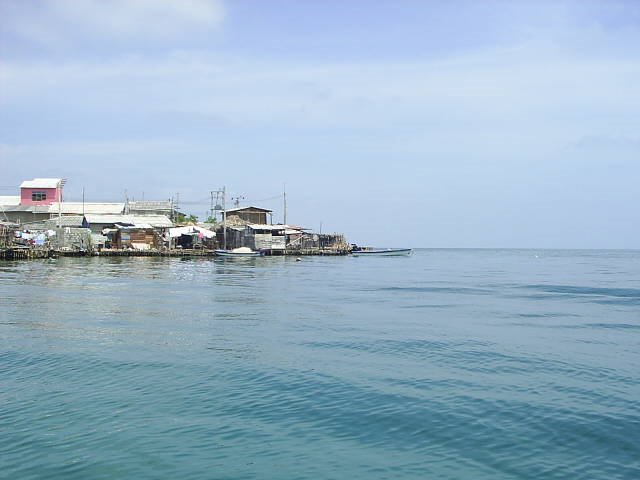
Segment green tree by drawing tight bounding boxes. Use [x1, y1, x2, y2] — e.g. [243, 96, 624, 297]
[176, 213, 198, 224]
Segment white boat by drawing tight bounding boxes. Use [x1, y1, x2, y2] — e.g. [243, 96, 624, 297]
[351, 248, 412, 257]
[214, 247, 264, 257]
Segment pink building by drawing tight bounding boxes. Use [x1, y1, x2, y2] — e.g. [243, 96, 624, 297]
[19, 178, 64, 206]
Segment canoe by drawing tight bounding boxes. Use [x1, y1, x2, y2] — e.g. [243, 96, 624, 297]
[214, 247, 263, 257]
[351, 248, 412, 257]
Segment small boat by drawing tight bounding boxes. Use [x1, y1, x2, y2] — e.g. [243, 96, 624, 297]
[351, 247, 413, 257]
[214, 247, 264, 257]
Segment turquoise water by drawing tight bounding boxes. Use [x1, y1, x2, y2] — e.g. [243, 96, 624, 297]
[1, 250, 639, 479]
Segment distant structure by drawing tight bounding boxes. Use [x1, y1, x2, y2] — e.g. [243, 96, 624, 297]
[0, 178, 175, 231]
[225, 206, 272, 225]
[19, 178, 63, 206]
[127, 200, 173, 217]
[0, 178, 350, 256]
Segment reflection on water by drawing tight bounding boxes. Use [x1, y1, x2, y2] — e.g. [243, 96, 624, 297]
[1, 250, 639, 479]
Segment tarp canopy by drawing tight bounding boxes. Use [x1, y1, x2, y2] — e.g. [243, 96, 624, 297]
[168, 225, 216, 238]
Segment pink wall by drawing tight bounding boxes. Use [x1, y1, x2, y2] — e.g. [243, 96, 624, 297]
[20, 187, 62, 206]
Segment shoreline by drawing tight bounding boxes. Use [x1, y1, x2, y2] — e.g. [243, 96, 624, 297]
[0, 247, 349, 260]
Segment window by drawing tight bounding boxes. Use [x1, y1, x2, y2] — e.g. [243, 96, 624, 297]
[32, 191, 47, 201]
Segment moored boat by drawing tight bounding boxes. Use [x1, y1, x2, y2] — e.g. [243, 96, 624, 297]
[351, 247, 412, 256]
[214, 247, 264, 257]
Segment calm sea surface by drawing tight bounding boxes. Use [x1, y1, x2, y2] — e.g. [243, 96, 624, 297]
[1, 249, 639, 479]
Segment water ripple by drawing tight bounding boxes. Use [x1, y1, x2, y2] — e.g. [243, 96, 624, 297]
[2, 252, 640, 479]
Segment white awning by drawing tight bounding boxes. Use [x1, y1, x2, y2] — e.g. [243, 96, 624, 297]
[168, 226, 216, 238]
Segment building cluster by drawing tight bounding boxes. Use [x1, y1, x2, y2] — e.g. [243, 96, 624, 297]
[0, 178, 348, 256]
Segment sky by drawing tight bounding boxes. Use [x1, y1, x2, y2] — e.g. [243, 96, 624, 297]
[1, 0, 638, 248]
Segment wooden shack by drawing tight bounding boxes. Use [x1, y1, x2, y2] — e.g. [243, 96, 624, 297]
[245, 224, 286, 251]
[0, 222, 17, 248]
[225, 206, 272, 225]
[112, 224, 158, 250]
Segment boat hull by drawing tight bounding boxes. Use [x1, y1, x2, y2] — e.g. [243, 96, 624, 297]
[214, 249, 263, 257]
[351, 248, 412, 257]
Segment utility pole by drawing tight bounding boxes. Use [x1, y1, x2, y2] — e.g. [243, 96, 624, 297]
[210, 187, 227, 249]
[57, 178, 67, 228]
[283, 183, 287, 226]
[232, 196, 245, 208]
[210, 191, 215, 222]
[222, 186, 227, 250]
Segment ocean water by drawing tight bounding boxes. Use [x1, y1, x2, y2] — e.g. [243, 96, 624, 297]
[1, 249, 639, 479]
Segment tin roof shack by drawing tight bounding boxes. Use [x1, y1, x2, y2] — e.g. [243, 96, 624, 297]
[168, 226, 216, 250]
[1, 177, 125, 224]
[287, 232, 348, 252]
[20, 215, 86, 237]
[0, 204, 52, 225]
[0, 202, 124, 225]
[45, 215, 88, 229]
[0, 196, 20, 222]
[215, 225, 245, 250]
[245, 224, 286, 252]
[112, 224, 159, 251]
[51, 227, 92, 253]
[128, 200, 174, 217]
[47, 202, 125, 216]
[0, 222, 18, 248]
[85, 214, 173, 234]
[225, 206, 272, 225]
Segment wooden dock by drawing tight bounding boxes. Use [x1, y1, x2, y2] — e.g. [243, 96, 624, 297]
[0, 247, 52, 260]
[94, 249, 216, 257]
[0, 247, 350, 261]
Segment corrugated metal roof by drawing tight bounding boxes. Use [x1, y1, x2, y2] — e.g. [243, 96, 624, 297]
[20, 221, 48, 230]
[226, 206, 273, 213]
[20, 178, 62, 189]
[0, 196, 20, 206]
[48, 202, 125, 215]
[247, 224, 286, 231]
[22, 216, 85, 229]
[0, 205, 50, 213]
[85, 214, 173, 228]
[128, 200, 172, 211]
[45, 216, 86, 227]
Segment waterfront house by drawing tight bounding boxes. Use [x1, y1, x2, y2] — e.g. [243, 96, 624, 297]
[127, 200, 175, 217]
[225, 206, 272, 225]
[216, 225, 245, 250]
[167, 225, 216, 249]
[0, 196, 21, 222]
[0, 222, 18, 248]
[20, 178, 63, 206]
[111, 223, 158, 250]
[0, 178, 176, 227]
[0, 178, 66, 224]
[21, 215, 89, 231]
[85, 214, 173, 234]
[244, 224, 286, 251]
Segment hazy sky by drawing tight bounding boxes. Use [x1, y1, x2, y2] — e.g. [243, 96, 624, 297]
[1, 0, 638, 247]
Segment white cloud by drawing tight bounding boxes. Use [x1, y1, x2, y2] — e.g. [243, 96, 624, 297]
[0, 138, 191, 158]
[2, 42, 638, 157]
[2, 0, 225, 49]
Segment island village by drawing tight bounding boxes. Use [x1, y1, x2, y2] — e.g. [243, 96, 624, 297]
[0, 178, 350, 260]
